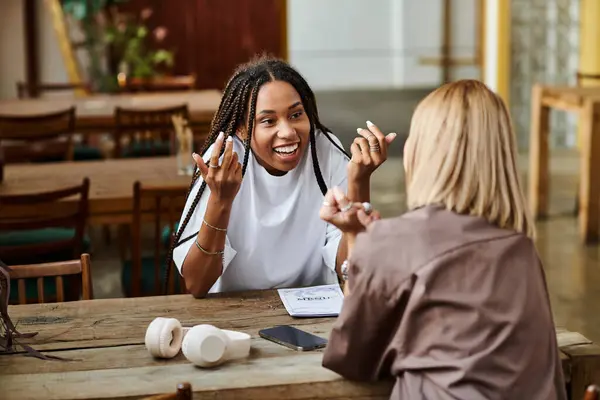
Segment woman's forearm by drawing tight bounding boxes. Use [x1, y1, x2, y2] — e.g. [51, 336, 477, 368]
[335, 178, 369, 279]
[347, 177, 370, 203]
[181, 195, 232, 298]
[335, 233, 348, 277]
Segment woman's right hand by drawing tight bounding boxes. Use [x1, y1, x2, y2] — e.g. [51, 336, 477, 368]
[192, 132, 242, 203]
[319, 187, 381, 236]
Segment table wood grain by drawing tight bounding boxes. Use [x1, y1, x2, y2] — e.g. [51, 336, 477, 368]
[0, 90, 222, 133]
[0, 290, 596, 399]
[0, 291, 393, 400]
[0, 157, 191, 224]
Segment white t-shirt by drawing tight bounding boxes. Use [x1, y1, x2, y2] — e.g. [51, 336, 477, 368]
[172, 129, 349, 294]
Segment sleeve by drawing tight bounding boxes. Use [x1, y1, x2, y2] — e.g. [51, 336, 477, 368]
[322, 228, 413, 381]
[321, 132, 349, 273]
[172, 146, 238, 276]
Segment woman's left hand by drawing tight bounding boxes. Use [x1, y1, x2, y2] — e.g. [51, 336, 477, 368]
[347, 120, 397, 182]
[320, 187, 381, 235]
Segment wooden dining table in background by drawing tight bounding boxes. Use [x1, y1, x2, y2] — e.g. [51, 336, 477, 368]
[0, 156, 191, 225]
[0, 90, 222, 133]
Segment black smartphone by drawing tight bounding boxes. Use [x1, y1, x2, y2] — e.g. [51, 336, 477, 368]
[259, 325, 328, 351]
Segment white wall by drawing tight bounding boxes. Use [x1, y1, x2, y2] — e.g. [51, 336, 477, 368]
[0, 0, 26, 99]
[1, 1, 481, 97]
[38, 0, 68, 84]
[287, 0, 480, 90]
[0, 0, 68, 100]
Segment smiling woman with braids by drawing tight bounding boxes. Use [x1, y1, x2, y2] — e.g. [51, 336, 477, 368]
[170, 56, 396, 298]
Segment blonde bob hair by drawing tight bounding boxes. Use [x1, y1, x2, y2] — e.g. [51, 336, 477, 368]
[404, 79, 535, 238]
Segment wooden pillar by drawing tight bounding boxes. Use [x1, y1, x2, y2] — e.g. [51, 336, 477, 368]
[576, 0, 600, 148]
[23, 0, 39, 98]
[483, 0, 511, 106]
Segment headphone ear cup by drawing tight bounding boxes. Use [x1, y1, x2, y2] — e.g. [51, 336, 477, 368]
[182, 324, 229, 368]
[145, 317, 184, 358]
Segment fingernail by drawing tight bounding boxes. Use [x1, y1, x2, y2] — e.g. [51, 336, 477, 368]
[356, 128, 362, 133]
[366, 120, 374, 127]
[226, 136, 233, 142]
[217, 131, 224, 140]
[389, 132, 397, 138]
[333, 187, 344, 200]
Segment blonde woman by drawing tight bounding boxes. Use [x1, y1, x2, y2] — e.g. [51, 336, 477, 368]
[319, 80, 567, 400]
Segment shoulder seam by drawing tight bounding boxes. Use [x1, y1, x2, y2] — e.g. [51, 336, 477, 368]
[410, 231, 524, 275]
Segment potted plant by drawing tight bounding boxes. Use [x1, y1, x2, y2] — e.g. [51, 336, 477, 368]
[105, 7, 175, 83]
[60, 1, 175, 92]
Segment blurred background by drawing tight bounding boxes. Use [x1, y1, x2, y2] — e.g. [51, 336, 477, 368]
[1, 0, 599, 345]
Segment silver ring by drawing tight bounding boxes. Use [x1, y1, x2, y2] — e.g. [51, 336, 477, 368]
[369, 145, 381, 153]
[362, 202, 373, 215]
[209, 163, 219, 168]
[340, 203, 352, 213]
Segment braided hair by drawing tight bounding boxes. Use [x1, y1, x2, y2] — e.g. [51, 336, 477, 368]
[165, 55, 350, 294]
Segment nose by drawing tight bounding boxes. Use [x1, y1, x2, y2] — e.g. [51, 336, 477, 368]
[278, 121, 297, 140]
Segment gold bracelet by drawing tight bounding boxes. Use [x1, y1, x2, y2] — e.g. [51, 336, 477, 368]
[203, 218, 227, 232]
[195, 239, 224, 256]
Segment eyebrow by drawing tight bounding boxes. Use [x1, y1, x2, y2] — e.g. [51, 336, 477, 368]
[258, 101, 303, 115]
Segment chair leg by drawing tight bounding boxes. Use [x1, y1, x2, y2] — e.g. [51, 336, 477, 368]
[118, 224, 130, 261]
[103, 225, 111, 244]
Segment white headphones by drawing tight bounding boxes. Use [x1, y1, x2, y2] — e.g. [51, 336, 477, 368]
[144, 317, 251, 368]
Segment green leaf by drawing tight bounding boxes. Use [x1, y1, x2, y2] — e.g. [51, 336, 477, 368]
[152, 49, 174, 66]
[136, 26, 148, 38]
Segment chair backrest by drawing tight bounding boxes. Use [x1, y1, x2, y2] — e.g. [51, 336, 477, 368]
[16, 82, 92, 99]
[142, 382, 192, 400]
[0, 178, 90, 266]
[8, 253, 93, 304]
[113, 104, 190, 158]
[129, 181, 188, 297]
[0, 107, 77, 163]
[119, 75, 196, 93]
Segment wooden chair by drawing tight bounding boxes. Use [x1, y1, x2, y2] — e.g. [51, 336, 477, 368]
[14, 82, 103, 161]
[16, 81, 92, 99]
[142, 382, 192, 400]
[122, 181, 188, 297]
[113, 104, 190, 158]
[8, 253, 93, 304]
[0, 107, 76, 163]
[0, 178, 90, 303]
[119, 75, 196, 93]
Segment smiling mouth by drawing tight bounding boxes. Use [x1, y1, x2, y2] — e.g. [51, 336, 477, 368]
[273, 143, 299, 156]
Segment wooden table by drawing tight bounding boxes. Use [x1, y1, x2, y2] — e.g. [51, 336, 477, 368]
[0, 90, 221, 133]
[1, 290, 599, 400]
[0, 157, 191, 225]
[528, 84, 600, 242]
[0, 291, 393, 400]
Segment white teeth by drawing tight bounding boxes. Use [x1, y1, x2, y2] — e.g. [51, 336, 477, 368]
[274, 143, 299, 154]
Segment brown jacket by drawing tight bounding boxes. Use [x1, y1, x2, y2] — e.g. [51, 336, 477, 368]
[323, 205, 566, 400]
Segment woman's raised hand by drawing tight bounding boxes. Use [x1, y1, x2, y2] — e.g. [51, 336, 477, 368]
[319, 187, 381, 235]
[192, 132, 242, 203]
[347, 120, 397, 181]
